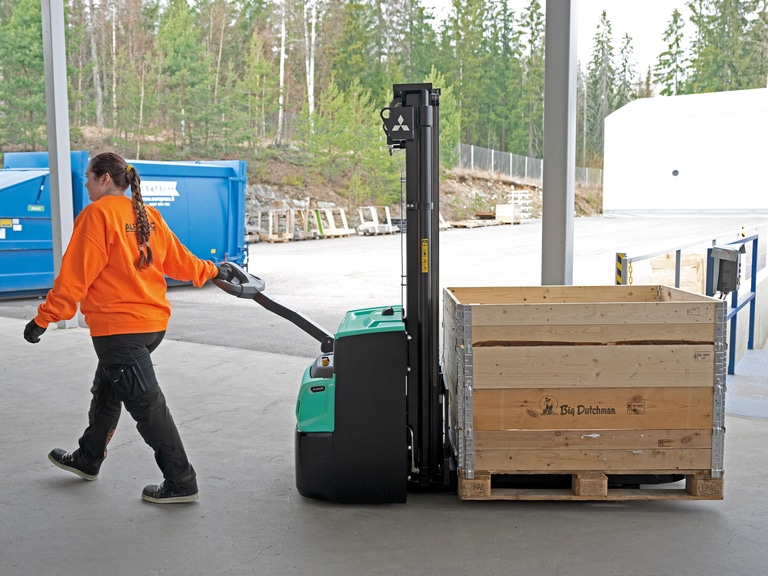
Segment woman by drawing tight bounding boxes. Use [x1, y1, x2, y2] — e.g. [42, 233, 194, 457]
[23, 152, 234, 504]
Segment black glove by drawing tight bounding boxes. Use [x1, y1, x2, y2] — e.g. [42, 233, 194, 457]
[24, 319, 46, 344]
[216, 262, 237, 281]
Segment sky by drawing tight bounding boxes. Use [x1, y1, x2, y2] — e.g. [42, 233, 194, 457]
[421, 0, 691, 73]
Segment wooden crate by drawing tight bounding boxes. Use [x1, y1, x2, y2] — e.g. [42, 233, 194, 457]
[443, 285, 727, 501]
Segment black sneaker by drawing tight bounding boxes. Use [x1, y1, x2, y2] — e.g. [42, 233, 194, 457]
[48, 448, 99, 481]
[141, 481, 199, 504]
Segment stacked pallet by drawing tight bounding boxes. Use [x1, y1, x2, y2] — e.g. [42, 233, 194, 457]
[252, 209, 294, 243]
[251, 208, 353, 242]
[357, 206, 400, 235]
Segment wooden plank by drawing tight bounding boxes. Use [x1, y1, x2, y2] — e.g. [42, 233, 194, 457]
[446, 285, 719, 305]
[446, 285, 667, 304]
[658, 285, 718, 303]
[473, 387, 713, 430]
[473, 345, 715, 389]
[469, 301, 717, 327]
[475, 429, 712, 451]
[442, 295, 461, 428]
[474, 447, 712, 472]
[457, 470, 723, 501]
[442, 295, 459, 372]
[471, 322, 715, 345]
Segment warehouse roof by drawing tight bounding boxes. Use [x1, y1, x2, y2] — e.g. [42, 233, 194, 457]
[608, 87, 768, 121]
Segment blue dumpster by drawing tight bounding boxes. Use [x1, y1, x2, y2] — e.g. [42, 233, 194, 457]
[128, 159, 248, 273]
[4, 150, 90, 213]
[0, 170, 55, 296]
[1, 152, 247, 298]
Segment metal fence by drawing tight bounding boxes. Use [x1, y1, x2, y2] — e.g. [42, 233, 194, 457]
[456, 143, 603, 188]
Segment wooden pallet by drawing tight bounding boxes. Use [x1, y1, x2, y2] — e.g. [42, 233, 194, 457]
[458, 470, 724, 501]
[451, 219, 504, 229]
[258, 234, 292, 243]
[255, 209, 294, 243]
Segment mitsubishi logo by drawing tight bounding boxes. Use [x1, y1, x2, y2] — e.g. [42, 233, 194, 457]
[391, 115, 410, 132]
[381, 105, 414, 143]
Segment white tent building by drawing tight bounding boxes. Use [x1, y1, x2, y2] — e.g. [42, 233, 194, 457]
[602, 88, 768, 216]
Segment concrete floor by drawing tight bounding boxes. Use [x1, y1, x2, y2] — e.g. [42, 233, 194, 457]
[2, 217, 768, 575]
[2, 318, 767, 576]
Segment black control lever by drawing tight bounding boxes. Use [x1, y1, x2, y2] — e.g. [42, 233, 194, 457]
[213, 264, 266, 298]
[213, 263, 334, 353]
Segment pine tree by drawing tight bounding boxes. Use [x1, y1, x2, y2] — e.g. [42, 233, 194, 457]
[585, 10, 615, 167]
[235, 27, 279, 146]
[654, 8, 688, 96]
[424, 66, 460, 170]
[576, 63, 588, 167]
[443, 0, 492, 146]
[0, 0, 47, 150]
[635, 67, 655, 99]
[65, 0, 88, 134]
[512, 0, 545, 158]
[613, 33, 637, 109]
[748, 0, 768, 85]
[325, 0, 383, 96]
[156, 0, 215, 152]
[687, 0, 761, 92]
[486, 0, 523, 153]
[399, 0, 440, 83]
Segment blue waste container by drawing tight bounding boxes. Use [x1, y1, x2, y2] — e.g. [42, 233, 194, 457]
[4, 150, 90, 212]
[0, 169, 56, 296]
[128, 159, 248, 273]
[1, 152, 247, 298]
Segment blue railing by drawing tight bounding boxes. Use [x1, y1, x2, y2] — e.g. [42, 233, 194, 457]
[616, 229, 760, 375]
[705, 233, 759, 374]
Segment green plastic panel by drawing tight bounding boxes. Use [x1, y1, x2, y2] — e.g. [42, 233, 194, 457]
[335, 305, 405, 339]
[296, 364, 335, 433]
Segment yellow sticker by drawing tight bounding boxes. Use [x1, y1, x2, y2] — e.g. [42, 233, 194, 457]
[421, 239, 429, 273]
[0, 219, 12, 228]
[210, 249, 216, 254]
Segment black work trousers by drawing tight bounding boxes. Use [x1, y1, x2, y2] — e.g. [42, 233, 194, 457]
[76, 331, 197, 491]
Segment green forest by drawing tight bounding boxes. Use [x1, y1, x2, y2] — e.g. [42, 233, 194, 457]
[1, 0, 767, 204]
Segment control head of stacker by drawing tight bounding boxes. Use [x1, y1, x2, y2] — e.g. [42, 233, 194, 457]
[212, 263, 266, 299]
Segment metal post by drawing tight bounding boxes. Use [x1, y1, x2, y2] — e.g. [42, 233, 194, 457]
[615, 253, 628, 285]
[541, 0, 578, 285]
[748, 236, 758, 350]
[729, 289, 738, 375]
[41, 0, 77, 328]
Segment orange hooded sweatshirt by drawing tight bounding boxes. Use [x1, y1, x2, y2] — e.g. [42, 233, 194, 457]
[35, 195, 218, 336]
